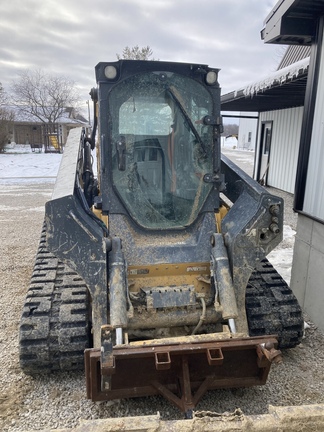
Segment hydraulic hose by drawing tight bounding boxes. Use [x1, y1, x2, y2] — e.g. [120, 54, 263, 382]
[191, 297, 207, 335]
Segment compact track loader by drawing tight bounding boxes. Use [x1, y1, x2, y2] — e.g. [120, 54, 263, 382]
[19, 60, 304, 417]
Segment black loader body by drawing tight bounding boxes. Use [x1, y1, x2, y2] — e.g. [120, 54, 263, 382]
[19, 60, 303, 415]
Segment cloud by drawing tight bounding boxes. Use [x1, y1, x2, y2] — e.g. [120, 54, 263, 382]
[0, 0, 280, 107]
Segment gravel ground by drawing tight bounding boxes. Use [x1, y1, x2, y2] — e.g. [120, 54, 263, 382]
[1, 153, 324, 431]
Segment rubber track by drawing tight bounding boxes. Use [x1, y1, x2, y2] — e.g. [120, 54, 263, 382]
[246, 258, 304, 348]
[19, 223, 90, 374]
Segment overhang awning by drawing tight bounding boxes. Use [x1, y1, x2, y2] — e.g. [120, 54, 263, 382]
[221, 56, 309, 112]
[261, 0, 324, 45]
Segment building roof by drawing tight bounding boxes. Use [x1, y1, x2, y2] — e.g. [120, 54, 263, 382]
[221, 0, 324, 113]
[277, 45, 311, 69]
[5, 106, 88, 125]
[221, 56, 309, 112]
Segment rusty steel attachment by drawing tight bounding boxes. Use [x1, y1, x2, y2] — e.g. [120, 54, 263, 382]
[85, 335, 279, 414]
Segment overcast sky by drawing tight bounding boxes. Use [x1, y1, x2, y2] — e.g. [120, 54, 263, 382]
[0, 0, 283, 110]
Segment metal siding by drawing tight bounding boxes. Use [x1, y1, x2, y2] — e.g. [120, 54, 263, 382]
[238, 114, 258, 150]
[304, 27, 324, 220]
[278, 46, 311, 70]
[259, 108, 303, 193]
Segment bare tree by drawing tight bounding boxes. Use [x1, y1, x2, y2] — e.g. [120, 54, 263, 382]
[222, 123, 239, 137]
[0, 83, 14, 152]
[11, 69, 80, 124]
[0, 82, 6, 105]
[117, 45, 155, 60]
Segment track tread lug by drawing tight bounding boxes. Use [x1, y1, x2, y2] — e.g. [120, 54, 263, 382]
[246, 258, 304, 348]
[19, 221, 90, 374]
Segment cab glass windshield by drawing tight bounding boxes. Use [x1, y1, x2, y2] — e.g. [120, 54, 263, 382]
[109, 71, 213, 229]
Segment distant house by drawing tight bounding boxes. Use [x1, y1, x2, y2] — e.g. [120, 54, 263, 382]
[221, 0, 324, 333]
[237, 112, 258, 151]
[7, 106, 88, 152]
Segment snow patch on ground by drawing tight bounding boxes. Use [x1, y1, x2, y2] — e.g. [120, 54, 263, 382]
[0, 152, 61, 180]
[267, 225, 296, 285]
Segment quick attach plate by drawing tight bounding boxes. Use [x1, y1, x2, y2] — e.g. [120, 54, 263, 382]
[142, 285, 196, 309]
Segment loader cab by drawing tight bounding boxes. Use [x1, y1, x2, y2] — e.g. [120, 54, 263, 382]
[94, 60, 223, 230]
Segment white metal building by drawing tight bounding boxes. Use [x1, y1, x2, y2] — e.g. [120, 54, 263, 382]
[221, 0, 324, 333]
[256, 106, 304, 193]
[222, 53, 309, 192]
[237, 113, 258, 151]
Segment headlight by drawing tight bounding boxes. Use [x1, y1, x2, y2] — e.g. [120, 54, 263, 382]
[104, 65, 118, 80]
[206, 70, 218, 85]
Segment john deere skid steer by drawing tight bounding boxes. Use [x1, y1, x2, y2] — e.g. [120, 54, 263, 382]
[19, 60, 304, 417]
